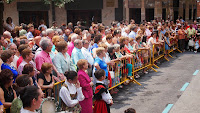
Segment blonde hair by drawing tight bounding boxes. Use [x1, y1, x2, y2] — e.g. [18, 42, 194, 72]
[119, 36, 128, 43]
[129, 38, 134, 43]
[96, 47, 105, 56]
[77, 59, 88, 70]
[52, 35, 61, 45]
[98, 42, 108, 49]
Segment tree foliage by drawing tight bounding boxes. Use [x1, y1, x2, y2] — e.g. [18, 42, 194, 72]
[2, 0, 74, 8]
[42, 0, 74, 8]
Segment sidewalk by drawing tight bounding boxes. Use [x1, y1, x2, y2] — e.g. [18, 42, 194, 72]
[170, 72, 200, 113]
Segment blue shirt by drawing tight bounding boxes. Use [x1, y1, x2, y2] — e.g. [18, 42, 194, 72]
[0, 101, 2, 105]
[129, 31, 137, 39]
[25, 31, 34, 39]
[71, 47, 85, 65]
[89, 43, 98, 53]
[1, 63, 18, 83]
[63, 34, 68, 42]
[94, 57, 108, 77]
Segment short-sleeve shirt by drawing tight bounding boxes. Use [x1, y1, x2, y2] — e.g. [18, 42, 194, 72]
[94, 57, 108, 77]
[35, 50, 52, 71]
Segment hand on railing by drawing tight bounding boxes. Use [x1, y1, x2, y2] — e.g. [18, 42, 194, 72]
[49, 82, 54, 89]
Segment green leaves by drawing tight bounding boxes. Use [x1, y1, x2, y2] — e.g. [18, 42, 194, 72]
[42, 0, 74, 8]
[3, 0, 74, 8]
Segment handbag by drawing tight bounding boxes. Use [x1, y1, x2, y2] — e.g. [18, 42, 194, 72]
[188, 39, 194, 47]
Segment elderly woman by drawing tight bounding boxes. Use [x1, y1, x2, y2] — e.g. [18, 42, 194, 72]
[53, 41, 75, 74]
[37, 63, 55, 97]
[94, 47, 109, 86]
[52, 35, 62, 53]
[77, 59, 93, 113]
[1, 50, 18, 83]
[0, 69, 17, 113]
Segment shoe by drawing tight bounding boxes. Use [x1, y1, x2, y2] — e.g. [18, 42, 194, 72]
[194, 51, 197, 53]
[143, 71, 148, 74]
[118, 85, 123, 88]
[135, 74, 140, 78]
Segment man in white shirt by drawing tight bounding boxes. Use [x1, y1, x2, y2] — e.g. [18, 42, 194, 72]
[81, 40, 94, 77]
[129, 26, 138, 39]
[121, 27, 130, 37]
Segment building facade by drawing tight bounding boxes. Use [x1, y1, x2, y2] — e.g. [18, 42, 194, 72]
[0, 0, 198, 32]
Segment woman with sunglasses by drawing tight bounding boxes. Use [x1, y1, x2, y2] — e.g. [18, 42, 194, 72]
[0, 69, 17, 113]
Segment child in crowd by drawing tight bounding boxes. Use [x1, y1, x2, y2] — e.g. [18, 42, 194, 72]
[124, 108, 136, 113]
[93, 69, 113, 113]
[194, 36, 200, 53]
[164, 32, 171, 57]
[188, 35, 195, 51]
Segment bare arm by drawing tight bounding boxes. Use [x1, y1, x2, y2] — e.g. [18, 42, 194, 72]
[0, 88, 11, 108]
[94, 63, 100, 70]
[38, 78, 54, 89]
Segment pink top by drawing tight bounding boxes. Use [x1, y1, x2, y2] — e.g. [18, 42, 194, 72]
[17, 56, 23, 68]
[67, 42, 74, 56]
[78, 70, 93, 99]
[35, 50, 52, 71]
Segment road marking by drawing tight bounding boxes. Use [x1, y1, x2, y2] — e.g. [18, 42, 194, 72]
[180, 82, 190, 91]
[162, 104, 173, 113]
[193, 70, 199, 76]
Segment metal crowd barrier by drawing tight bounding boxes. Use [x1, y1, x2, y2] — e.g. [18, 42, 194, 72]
[152, 42, 169, 69]
[3, 40, 181, 113]
[168, 37, 182, 58]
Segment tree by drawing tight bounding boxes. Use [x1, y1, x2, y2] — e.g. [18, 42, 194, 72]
[42, 0, 74, 8]
[2, 0, 74, 8]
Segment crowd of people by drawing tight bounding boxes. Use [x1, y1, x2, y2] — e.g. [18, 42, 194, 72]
[0, 16, 199, 113]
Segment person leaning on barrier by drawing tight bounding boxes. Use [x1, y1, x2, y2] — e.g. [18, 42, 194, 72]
[94, 47, 109, 86]
[59, 71, 84, 112]
[115, 43, 134, 78]
[20, 85, 44, 113]
[37, 63, 55, 97]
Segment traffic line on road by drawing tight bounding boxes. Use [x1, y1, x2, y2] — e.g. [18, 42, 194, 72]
[180, 82, 190, 91]
[193, 70, 199, 76]
[162, 104, 173, 113]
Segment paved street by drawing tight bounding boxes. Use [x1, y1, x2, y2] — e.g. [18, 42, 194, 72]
[110, 51, 200, 113]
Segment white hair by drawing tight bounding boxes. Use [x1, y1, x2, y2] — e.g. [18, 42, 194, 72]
[74, 39, 81, 46]
[46, 28, 54, 35]
[39, 38, 51, 50]
[41, 31, 47, 36]
[3, 31, 11, 37]
[56, 29, 63, 35]
[71, 34, 78, 42]
[125, 27, 130, 31]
